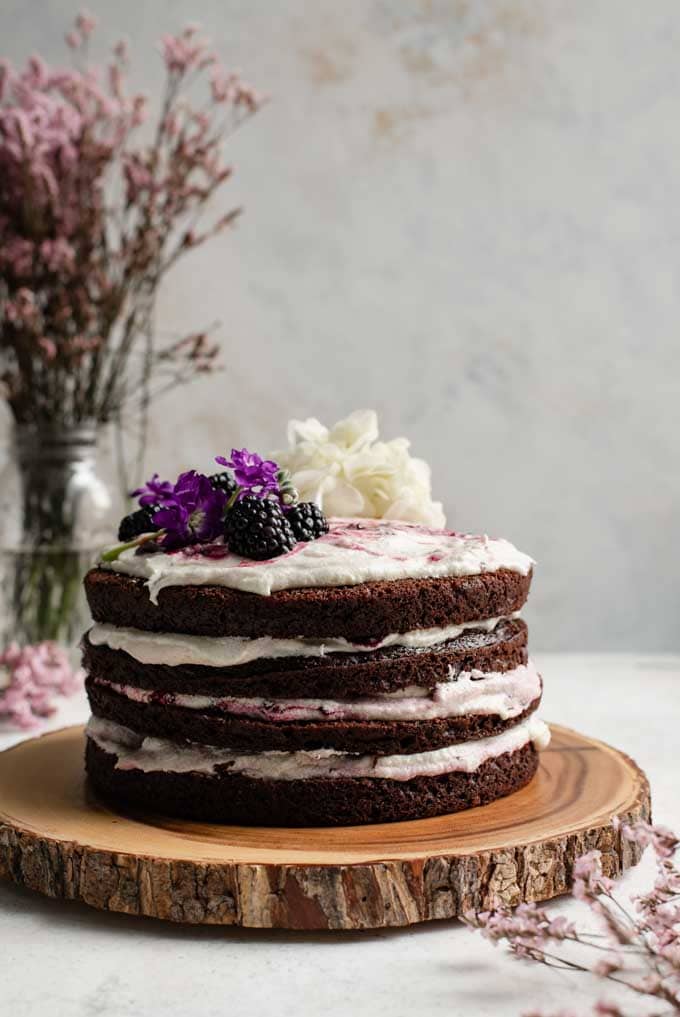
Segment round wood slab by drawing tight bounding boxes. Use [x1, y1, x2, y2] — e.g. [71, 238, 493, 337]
[0, 724, 650, 930]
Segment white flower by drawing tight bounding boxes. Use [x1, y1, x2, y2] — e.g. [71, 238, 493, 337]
[272, 409, 446, 527]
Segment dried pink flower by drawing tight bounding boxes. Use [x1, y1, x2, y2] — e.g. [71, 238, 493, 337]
[465, 819, 680, 1015]
[592, 1006, 625, 1017]
[0, 642, 82, 729]
[38, 337, 58, 361]
[573, 850, 615, 897]
[160, 33, 208, 74]
[592, 957, 621, 978]
[40, 238, 75, 273]
[620, 819, 679, 859]
[75, 11, 97, 38]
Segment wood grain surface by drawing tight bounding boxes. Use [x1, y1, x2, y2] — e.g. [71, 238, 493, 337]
[0, 724, 650, 930]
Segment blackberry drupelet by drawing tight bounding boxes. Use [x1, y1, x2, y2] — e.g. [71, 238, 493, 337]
[225, 495, 296, 560]
[209, 472, 238, 499]
[286, 501, 329, 542]
[117, 506, 158, 542]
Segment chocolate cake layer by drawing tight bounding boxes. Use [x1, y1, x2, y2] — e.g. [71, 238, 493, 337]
[85, 567, 532, 641]
[86, 679, 541, 754]
[82, 619, 528, 698]
[85, 736, 540, 827]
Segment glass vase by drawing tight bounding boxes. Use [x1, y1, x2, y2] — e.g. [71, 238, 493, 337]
[0, 425, 118, 651]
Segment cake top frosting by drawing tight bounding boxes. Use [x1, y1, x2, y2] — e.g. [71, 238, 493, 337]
[101, 518, 534, 601]
[102, 417, 533, 601]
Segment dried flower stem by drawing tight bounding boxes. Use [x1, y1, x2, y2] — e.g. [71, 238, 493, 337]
[464, 820, 680, 1016]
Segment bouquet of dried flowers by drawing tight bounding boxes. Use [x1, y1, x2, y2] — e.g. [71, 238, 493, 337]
[0, 12, 261, 648]
[465, 820, 680, 1016]
[0, 11, 261, 481]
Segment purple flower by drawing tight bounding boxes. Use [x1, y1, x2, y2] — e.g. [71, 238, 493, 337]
[216, 448, 280, 499]
[154, 471, 226, 548]
[132, 472, 174, 507]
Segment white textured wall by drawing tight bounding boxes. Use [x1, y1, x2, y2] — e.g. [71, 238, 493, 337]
[4, 0, 680, 650]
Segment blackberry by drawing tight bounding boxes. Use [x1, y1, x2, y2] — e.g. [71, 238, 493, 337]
[209, 471, 238, 499]
[286, 501, 329, 542]
[225, 495, 296, 560]
[118, 506, 159, 542]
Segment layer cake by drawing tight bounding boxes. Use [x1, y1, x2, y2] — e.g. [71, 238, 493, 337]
[83, 518, 549, 826]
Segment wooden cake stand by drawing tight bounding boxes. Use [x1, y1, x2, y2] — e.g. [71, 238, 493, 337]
[0, 724, 650, 931]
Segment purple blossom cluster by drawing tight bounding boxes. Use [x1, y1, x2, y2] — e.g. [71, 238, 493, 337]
[216, 449, 280, 499]
[122, 450, 285, 552]
[132, 470, 225, 549]
[465, 819, 680, 1016]
[133, 473, 174, 507]
[154, 471, 226, 549]
[0, 14, 262, 432]
[0, 642, 82, 729]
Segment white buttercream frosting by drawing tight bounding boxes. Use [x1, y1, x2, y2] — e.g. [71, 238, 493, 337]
[101, 518, 534, 602]
[88, 614, 518, 668]
[94, 660, 541, 723]
[86, 713, 550, 781]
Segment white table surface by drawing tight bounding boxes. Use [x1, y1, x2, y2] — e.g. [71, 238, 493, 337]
[0, 652, 677, 1017]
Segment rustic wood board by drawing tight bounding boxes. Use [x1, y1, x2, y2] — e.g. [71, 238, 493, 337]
[0, 724, 650, 930]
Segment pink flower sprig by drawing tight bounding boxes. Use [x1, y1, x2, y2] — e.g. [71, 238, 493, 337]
[0, 13, 263, 486]
[464, 820, 680, 1016]
[0, 642, 83, 729]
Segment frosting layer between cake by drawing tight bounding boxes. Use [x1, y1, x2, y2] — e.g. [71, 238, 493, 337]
[92, 661, 541, 723]
[88, 615, 517, 667]
[86, 713, 550, 781]
[83, 618, 529, 707]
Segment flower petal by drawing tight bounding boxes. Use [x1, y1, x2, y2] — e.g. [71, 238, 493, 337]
[287, 417, 328, 447]
[329, 409, 379, 452]
[323, 480, 365, 517]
